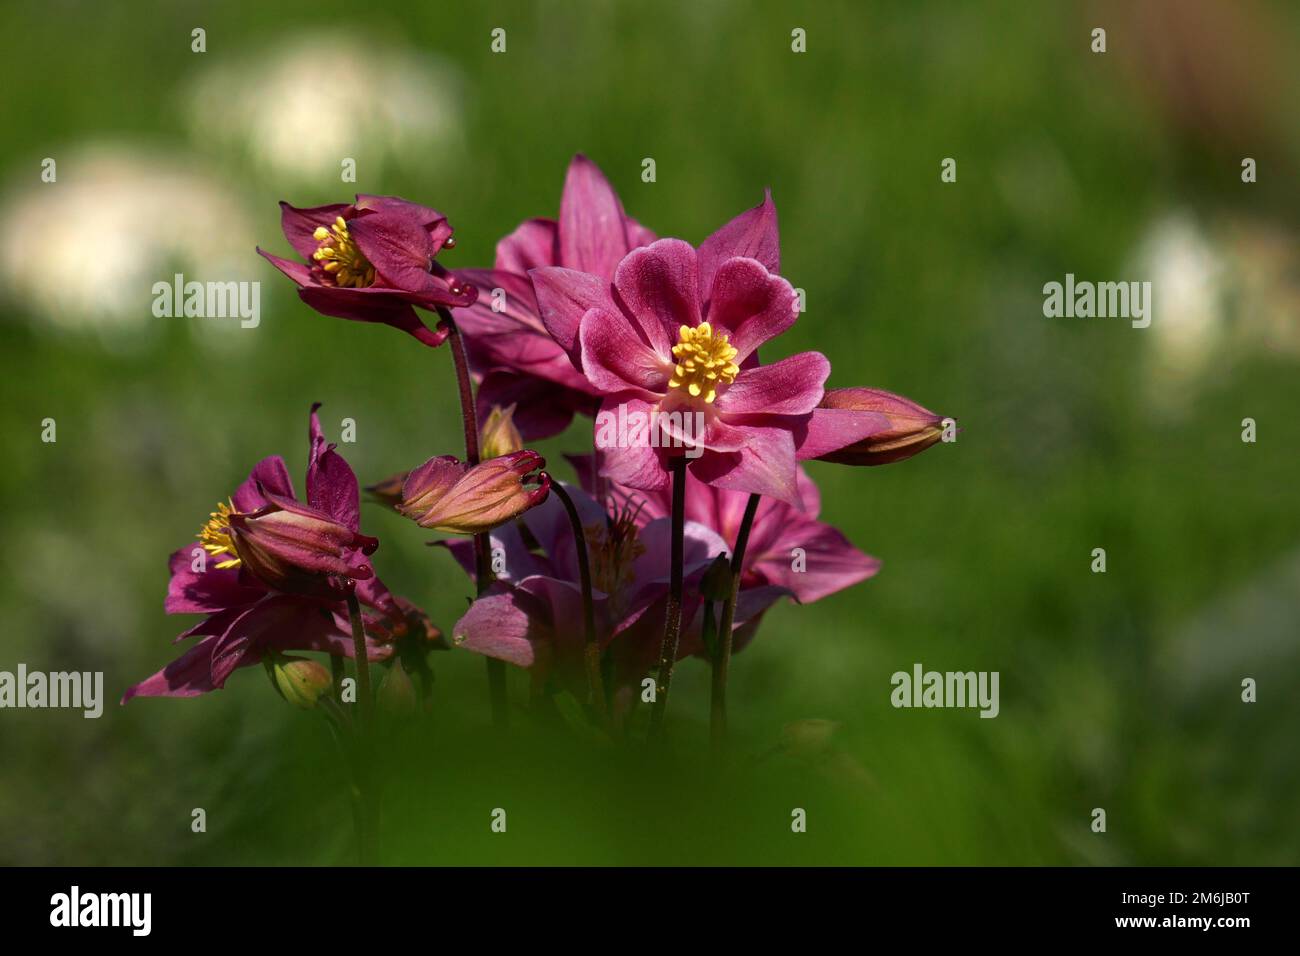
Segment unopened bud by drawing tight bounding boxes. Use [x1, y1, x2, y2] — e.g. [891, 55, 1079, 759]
[700, 553, 733, 602]
[267, 654, 333, 709]
[398, 450, 551, 535]
[480, 404, 524, 460]
[814, 388, 946, 466]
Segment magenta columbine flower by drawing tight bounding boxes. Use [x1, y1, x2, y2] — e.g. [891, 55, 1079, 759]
[123, 406, 412, 701]
[532, 202, 827, 507]
[440, 482, 783, 716]
[453, 155, 656, 438]
[258, 195, 477, 347]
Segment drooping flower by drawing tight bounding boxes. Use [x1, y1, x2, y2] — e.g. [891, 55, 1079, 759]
[533, 208, 827, 506]
[453, 155, 656, 439]
[440, 482, 787, 715]
[801, 388, 947, 466]
[607, 463, 880, 607]
[398, 450, 550, 534]
[124, 406, 415, 702]
[258, 195, 476, 347]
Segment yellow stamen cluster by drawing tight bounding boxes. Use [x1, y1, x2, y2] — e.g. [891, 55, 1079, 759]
[198, 500, 241, 569]
[668, 322, 739, 403]
[312, 216, 376, 288]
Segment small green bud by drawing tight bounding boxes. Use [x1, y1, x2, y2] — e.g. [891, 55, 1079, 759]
[269, 654, 333, 709]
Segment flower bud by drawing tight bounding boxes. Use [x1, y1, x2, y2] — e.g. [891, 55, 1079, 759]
[814, 388, 947, 466]
[398, 450, 551, 534]
[267, 654, 334, 709]
[377, 657, 417, 716]
[229, 492, 378, 597]
[479, 404, 524, 460]
[700, 553, 733, 602]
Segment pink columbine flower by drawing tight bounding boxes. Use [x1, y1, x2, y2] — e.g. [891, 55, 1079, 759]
[532, 193, 827, 507]
[440, 483, 786, 714]
[611, 463, 880, 607]
[453, 155, 656, 439]
[123, 406, 414, 701]
[258, 195, 476, 347]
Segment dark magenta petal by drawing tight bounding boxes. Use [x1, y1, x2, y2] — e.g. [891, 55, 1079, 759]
[231, 455, 295, 513]
[165, 547, 263, 615]
[279, 201, 353, 260]
[306, 403, 361, 532]
[257, 247, 313, 287]
[295, 286, 448, 347]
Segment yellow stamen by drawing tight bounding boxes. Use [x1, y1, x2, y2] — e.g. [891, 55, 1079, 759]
[198, 500, 241, 569]
[311, 215, 376, 288]
[667, 322, 739, 403]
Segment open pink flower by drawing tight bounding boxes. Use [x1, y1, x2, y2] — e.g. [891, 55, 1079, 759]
[532, 198, 825, 506]
[123, 406, 413, 702]
[453, 155, 655, 438]
[258, 195, 476, 347]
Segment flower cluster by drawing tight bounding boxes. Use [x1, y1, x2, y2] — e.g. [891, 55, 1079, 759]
[128, 155, 949, 748]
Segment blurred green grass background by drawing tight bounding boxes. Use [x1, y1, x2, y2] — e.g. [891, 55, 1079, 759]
[1, 0, 1298, 865]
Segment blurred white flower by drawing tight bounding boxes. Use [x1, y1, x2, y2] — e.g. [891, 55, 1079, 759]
[183, 31, 464, 182]
[1134, 212, 1227, 416]
[2, 144, 254, 345]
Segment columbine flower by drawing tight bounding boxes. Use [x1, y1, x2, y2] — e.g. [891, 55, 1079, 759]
[798, 388, 947, 466]
[123, 405, 414, 701]
[613, 464, 880, 607]
[453, 155, 656, 439]
[398, 450, 550, 534]
[258, 195, 476, 346]
[532, 199, 827, 506]
[440, 482, 785, 715]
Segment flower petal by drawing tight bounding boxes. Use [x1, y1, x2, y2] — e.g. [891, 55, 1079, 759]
[495, 217, 559, 273]
[689, 423, 801, 507]
[559, 154, 634, 280]
[715, 352, 828, 416]
[705, 257, 799, 361]
[295, 286, 448, 347]
[529, 265, 617, 359]
[696, 189, 780, 302]
[307, 403, 361, 531]
[612, 239, 701, 355]
[278, 201, 352, 260]
[579, 307, 672, 396]
[231, 455, 295, 513]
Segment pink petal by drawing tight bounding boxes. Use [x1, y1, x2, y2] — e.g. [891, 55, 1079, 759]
[295, 286, 447, 347]
[793, 406, 894, 461]
[697, 189, 780, 302]
[715, 352, 828, 416]
[759, 521, 880, 604]
[706, 257, 799, 361]
[257, 248, 312, 286]
[165, 547, 262, 615]
[475, 370, 580, 441]
[231, 455, 295, 512]
[690, 423, 801, 507]
[307, 403, 361, 531]
[578, 307, 672, 396]
[559, 154, 634, 280]
[530, 266, 616, 358]
[450, 583, 540, 667]
[495, 217, 559, 273]
[612, 239, 702, 355]
[278, 201, 351, 260]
